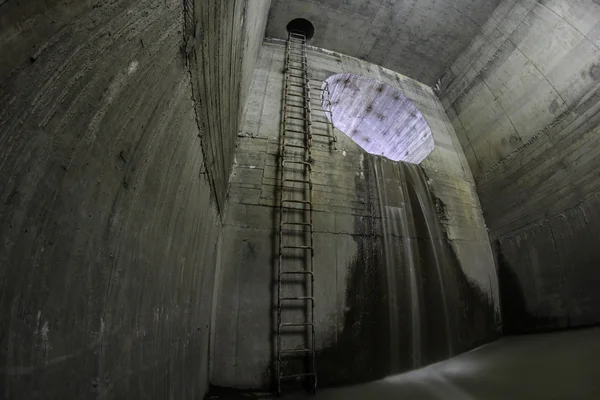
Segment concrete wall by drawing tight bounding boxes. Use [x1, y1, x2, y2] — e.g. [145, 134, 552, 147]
[439, 0, 600, 332]
[0, 0, 268, 398]
[186, 0, 271, 211]
[266, 0, 501, 85]
[210, 41, 500, 390]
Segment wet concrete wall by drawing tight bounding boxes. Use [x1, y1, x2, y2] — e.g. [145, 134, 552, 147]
[0, 1, 268, 398]
[439, 0, 600, 333]
[210, 41, 500, 390]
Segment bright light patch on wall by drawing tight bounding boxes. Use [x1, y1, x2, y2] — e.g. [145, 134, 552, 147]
[324, 73, 434, 164]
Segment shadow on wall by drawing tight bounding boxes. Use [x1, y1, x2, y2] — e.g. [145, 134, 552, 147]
[315, 156, 500, 387]
[494, 241, 562, 334]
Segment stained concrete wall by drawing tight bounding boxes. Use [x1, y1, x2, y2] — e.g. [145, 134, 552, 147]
[210, 41, 500, 390]
[187, 0, 271, 211]
[439, 0, 600, 332]
[0, 0, 268, 398]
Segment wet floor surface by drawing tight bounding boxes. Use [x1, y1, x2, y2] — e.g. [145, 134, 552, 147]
[208, 326, 600, 399]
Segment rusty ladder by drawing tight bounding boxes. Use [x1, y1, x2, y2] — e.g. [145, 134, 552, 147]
[276, 30, 317, 395]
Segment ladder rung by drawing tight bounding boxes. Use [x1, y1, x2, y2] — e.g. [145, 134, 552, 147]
[281, 297, 314, 302]
[285, 104, 307, 110]
[286, 93, 305, 99]
[282, 179, 312, 187]
[285, 128, 308, 134]
[281, 245, 314, 256]
[288, 73, 307, 79]
[280, 322, 314, 327]
[281, 245, 313, 250]
[281, 221, 312, 226]
[287, 66, 306, 71]
[280, 372, 316, 381]
[282, 160, 311, 167]
[285, 101, 305, 108]
[281, 228, 311, 234]
[284, 143, 309, 149]
[281, 271, 314, 276]
[281, 199, 311, 204]
[287, 60, 307, 65]
[286, 115, 307, 121]
[279, 348, 314, 354]
[280, 205, 309, 211]
[288, 83, 305, 88]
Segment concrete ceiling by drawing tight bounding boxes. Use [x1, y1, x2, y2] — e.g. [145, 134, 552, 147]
[325, 73, 434, 163]
[266, 0, 501, 85]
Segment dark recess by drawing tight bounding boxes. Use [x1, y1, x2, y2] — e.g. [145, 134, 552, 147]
[286, 18, 315, 40]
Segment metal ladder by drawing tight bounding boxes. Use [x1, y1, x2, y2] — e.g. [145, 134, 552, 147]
[276, 31, 317, 395]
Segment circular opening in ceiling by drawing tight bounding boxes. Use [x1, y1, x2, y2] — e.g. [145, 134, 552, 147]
[324, 73, 434, 164]
[286, 18, 315, 40]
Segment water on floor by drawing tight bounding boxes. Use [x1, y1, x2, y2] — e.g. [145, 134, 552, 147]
[208, 326, 600, 400]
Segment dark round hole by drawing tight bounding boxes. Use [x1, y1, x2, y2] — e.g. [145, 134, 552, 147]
[286, 18, 315, 40]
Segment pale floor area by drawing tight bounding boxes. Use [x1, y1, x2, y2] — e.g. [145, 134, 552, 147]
[209, 327, 600, 399]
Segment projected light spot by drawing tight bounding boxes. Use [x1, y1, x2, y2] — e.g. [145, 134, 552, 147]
[324, 73, 434, 164]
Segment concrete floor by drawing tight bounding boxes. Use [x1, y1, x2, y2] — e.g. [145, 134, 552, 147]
[209, 327, 600, 399]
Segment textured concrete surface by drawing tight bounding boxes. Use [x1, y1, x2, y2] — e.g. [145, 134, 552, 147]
[439, 0, 600, 332]
[325, 73, 434, 163]
[209, 326, 600, 399]
[0, 0, 268, 398]
[266, 0, 501, 85]
[186, 0, 271, 211]
[210, 41, 499, 390]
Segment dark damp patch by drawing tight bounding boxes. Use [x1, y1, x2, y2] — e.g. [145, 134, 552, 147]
[315, 155, 389, 387]
[549, 99, 560, 114]
[434, 195, 449, 223]
[494, 240, 562, 334]
[590, 63, 600, 80]
[314, 157, 499, 387]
